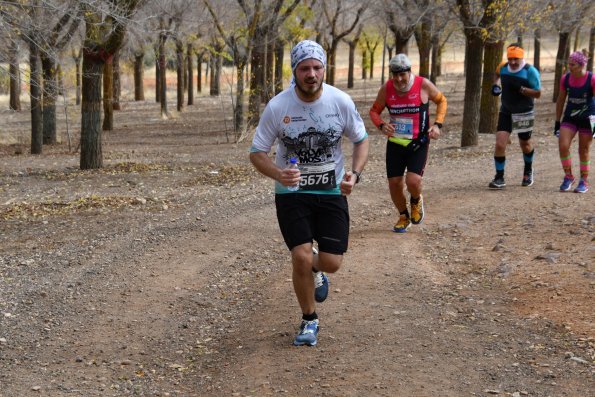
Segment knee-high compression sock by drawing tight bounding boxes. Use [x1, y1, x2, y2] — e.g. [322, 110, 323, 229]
[494, 156, 506, 177]
[523, 149, 534, 173]
[580, 160, 590, 181]
[560, 154, 573, 177]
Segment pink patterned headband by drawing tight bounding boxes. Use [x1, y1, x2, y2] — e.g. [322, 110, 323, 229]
[569, 51, 588, 66]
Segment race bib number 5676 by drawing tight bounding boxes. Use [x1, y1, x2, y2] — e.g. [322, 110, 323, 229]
[298, 161, 336, 190]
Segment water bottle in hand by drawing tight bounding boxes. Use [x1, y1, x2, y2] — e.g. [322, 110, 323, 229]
[287, 157, 300, 192]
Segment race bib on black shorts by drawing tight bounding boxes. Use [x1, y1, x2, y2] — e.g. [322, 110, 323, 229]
[511, 110, 534, 134]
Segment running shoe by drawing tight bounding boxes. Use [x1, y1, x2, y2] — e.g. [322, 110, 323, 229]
[489, 175, 506, 189]
[574, 179, 589, 193]
[293, 319, 319, 346]
[393, 214, 411, 233]
[311, 246, 329, 303]
[314, 272, 329, 302]
[410, 195, 424, 224]
[522, 170, 534, 187]
[559, 176, 575, 192]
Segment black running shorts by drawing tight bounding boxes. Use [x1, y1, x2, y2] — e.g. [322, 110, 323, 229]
[497, 112, 533, 140]
[275, 193, 349, 254]
[386, 140, 429, 178]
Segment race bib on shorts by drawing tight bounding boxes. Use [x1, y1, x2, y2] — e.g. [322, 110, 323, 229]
[390, 117, 414, 140]
[511, 111, 534, 134]
[298, 161, 336, 190]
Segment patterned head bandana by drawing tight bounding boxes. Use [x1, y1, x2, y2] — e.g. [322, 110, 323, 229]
[569, 51, 588, 66]
[389, 54, 412, 73]
[290, 40, 326, 73]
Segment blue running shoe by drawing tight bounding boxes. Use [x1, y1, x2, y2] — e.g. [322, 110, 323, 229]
[574, 179, 589, 193]
[314, 271, 329, 302]
[312, 246, 329, 303]
[560, 176, 574, 191]
[522, 170, 534, 187]
[293, 319, 319, 346]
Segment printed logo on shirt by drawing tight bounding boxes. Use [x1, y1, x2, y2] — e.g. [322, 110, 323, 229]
[283, 116, 291, 124]
[409, 93, 419, 100]
[325, 113, 339, 118]
[290, 116, 307, 122]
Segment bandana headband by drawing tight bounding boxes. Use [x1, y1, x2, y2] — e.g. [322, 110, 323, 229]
[290, 40, 326, 73]
[569, 51, 588, 66]
[507, 46, 524, 59]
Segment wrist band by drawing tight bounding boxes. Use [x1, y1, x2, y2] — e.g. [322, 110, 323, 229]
[434, 122, 443, 129]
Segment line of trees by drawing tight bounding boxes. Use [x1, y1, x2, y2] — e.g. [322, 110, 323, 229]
[0, 0, 594, 169]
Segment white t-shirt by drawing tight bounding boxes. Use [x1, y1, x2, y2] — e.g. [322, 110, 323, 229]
[251, 84, 368, 194]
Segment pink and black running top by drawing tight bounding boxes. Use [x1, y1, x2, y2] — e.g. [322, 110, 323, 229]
[385, 75, 429, 143]
[561, 71, 595, 119]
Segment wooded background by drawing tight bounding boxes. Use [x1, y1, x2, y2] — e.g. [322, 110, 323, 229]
[1, 0, 594, 169]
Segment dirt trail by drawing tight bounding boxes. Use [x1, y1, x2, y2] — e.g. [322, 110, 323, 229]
[1, 74, 593, 397]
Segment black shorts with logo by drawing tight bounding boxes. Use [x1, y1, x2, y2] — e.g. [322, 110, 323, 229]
[275, 193, 349, 254]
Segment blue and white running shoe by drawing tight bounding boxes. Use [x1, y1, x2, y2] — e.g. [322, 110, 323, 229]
[574, 179, 589, 193]
[314, 271, 329, 303]
[293, 319, 319, 346]
[560, 176, 575, 192]
[312, 246, 329, 303]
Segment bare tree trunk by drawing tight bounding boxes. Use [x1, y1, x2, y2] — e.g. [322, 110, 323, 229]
[415, 19, 432, 78]
[533, 28, 541, 71]
[80, 54, 104, 169]
[155, 54, 160, 103]
[41, 56, 57, 144]
[573, 27, 580, 52]
[159, 36, 169, 118]
[196, 53, 203, 93]
[395, 35, 409, 54]
[588, 26, 594, 72]
[461, 31, 484, 147]
[264, 34, 274, 103]
[249, 28, 266, 125]
[134, 53, 145, 100]
[187, 43, 194, 105]
[102, 58, 114, 131]
[234, 64, 245, 136]
[479, 40, 503, 135]
[347, 40, 357, 89]
[210, 53, 221, 96]
[327, 44, 338, 86]
[56, 63, 65, 96]
[274, 39, 285, 95]
[29, 42, 43, 154]
[74, 50, 82, 105]
[112, 51, 121, 110]
[553, 32, 570, 102]
[369, 48, 376, 80]
[9, 41, 21, 111]
[361, 49, 368, 80]
[430, 34, 440, 83]
[176, 39, 184, 112]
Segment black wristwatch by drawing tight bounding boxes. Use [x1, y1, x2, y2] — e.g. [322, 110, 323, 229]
[434, 122, 443, 129]
[353, 170, 362, 184]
